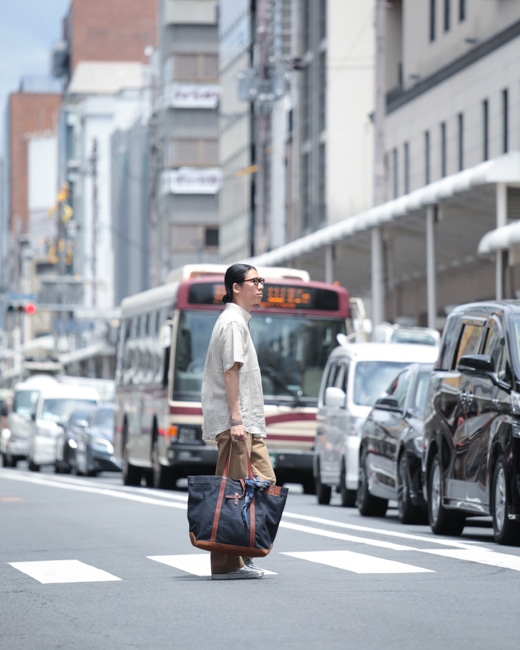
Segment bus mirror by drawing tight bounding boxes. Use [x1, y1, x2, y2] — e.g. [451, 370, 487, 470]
[159, 324, 172, 348]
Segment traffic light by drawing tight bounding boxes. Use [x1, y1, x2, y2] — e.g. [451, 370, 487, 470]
[6, 301, 37, 315]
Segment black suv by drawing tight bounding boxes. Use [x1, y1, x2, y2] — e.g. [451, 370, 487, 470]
[423, 300, 520, 545]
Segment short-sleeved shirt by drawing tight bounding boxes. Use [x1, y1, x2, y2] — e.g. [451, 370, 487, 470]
[201, 302, 266, 440]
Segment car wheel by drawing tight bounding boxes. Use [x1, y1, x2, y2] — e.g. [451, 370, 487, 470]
[302, 476, 315, 495]
[357, 453, 388, 517]
[2, 453, 13, 468]
[340, 459, 356, 507]
[427, 452, 464, 536]
[28, 457, 40, 472]
[151, 439, 174, 489]
[314, 460, 332, 505]
[122, 440, 142, 487]
[492, 454, 520, 546]
[397, 454, 425, 524]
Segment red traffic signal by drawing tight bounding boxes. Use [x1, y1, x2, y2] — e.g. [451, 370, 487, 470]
[25, 302, 37, 315]
[6, 301, 37, 315]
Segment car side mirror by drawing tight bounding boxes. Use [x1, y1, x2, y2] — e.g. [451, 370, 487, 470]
[374, 396, 401, 411]
[325, 386, 346, 408]
[457, 354, 494, 376]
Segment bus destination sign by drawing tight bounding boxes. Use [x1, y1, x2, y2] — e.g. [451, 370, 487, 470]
[188, 282, 340, 311]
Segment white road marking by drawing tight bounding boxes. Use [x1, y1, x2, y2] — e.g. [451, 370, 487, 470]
[147, 554, 277, 576]
[283, 550, 433, 574]
[421, 547, 520, 572]
[5, 471, 520, 574]
[8, 560, 122, 584]
[281, 521, 415, 550]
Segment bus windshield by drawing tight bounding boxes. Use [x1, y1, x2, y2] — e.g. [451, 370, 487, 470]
[173, 309, 346, 404]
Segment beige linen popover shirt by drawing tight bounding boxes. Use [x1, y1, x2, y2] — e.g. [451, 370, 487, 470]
[201, 302, 266, 440]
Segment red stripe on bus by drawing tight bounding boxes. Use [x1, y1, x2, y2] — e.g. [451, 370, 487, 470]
[265, 413, 316, 424]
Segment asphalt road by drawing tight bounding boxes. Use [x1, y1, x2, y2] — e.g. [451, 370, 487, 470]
[1, 465, 519, 650]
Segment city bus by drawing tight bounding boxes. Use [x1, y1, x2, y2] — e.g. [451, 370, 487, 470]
[113, 264, 351, 493]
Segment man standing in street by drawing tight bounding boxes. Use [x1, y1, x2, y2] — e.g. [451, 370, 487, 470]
[201, 263, 276, 580]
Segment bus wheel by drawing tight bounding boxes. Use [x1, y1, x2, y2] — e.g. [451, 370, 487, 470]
[152, 440, 174, 490]
[122, 444, 142, 487]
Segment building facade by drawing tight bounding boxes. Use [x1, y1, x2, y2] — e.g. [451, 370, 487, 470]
[249, 0, 520, 329]
[154, 0, 221, 280]
[218, 0, 375, 268]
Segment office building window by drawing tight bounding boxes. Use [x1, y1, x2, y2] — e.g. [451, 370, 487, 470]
[424, 131, 430, 184]
[403, 142, 410, 194]
[392, 148, 399, 198]
[205, 227, 219, 248]
[319, 51, 326, 131]
[459, 0, 466, 21]
[164, 54, 218, 83]
[164, 138, 219, 167]
[502, 88, 509, 154]
[482, 99, 489, 161]
[303, 0, 311, 52]
[444, 0, 450, 32]
[429, 0, 436, 41]
[457, 112, 464, 171]
[440, 122, 447, 177]
[318, 143, 326, 222]
[319, 0, 327, 40]
[302, 152, 312, 230]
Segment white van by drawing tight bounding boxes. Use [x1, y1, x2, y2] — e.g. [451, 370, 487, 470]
[313, 341, 439, 506]
[1, 375, 59, 467]
[27, 383, 100, 471]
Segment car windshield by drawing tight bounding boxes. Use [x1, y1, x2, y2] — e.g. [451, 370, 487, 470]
[91, 407, 114, 428]
[41, 399, 98, 423]
[353, 361, 412, 406]
[13, 389, 40, 417]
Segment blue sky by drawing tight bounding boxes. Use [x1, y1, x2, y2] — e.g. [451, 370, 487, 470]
[0, 0, 70, 151]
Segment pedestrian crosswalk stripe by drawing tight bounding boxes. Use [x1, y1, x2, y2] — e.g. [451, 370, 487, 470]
[282, 550, 434, 574]
[421, 547, 520, 572]
[8, 560, 122, 584]
[147, 554, 277, 576]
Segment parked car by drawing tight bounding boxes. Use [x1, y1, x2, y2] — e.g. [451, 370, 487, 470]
[314, 341, 439, 506]
[423, 300, 520, 545]
[372, 323, 440, 347]
[75, 403, 121, 476]
[27, 383, 100, 471]
[1, 375, 58, 467]
[54, 405, 97, 474]
[357, 362, 433, 523]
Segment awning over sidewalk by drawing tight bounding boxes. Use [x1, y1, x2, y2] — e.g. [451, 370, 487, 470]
[478, 220, 520, 254]
[247, 151, 520, 325]
[250, 152, 520, 271]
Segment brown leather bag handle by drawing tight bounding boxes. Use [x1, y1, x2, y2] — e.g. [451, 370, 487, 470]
[222, 439, 254, 480]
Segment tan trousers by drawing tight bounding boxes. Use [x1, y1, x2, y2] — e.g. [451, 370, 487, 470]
[210, 431, 276, 575]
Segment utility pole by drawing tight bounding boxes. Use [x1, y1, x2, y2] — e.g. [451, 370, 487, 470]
[146, 46, 161, 288]
[371, 0, 386, 326]
[253, 0, 271, 257]
[90, 139, 99, 308]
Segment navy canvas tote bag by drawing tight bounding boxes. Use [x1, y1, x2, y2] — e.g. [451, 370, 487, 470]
[187, 446, 288, 557]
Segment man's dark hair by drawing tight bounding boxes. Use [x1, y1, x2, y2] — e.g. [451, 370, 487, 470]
[223, 264, 256, 303]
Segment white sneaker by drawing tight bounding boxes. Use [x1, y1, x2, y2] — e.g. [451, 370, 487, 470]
[243, 557, 260, 570]
[212, 565, 265, 580]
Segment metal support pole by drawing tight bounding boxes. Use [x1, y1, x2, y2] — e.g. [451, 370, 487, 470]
[90, 140, 99, 308]
[371, 227, 384, 326]
[325, 245, 334, 284]
[370, 0, 386, 326]
[426, 205, 437, 329]
[496, 182, 507, 299]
